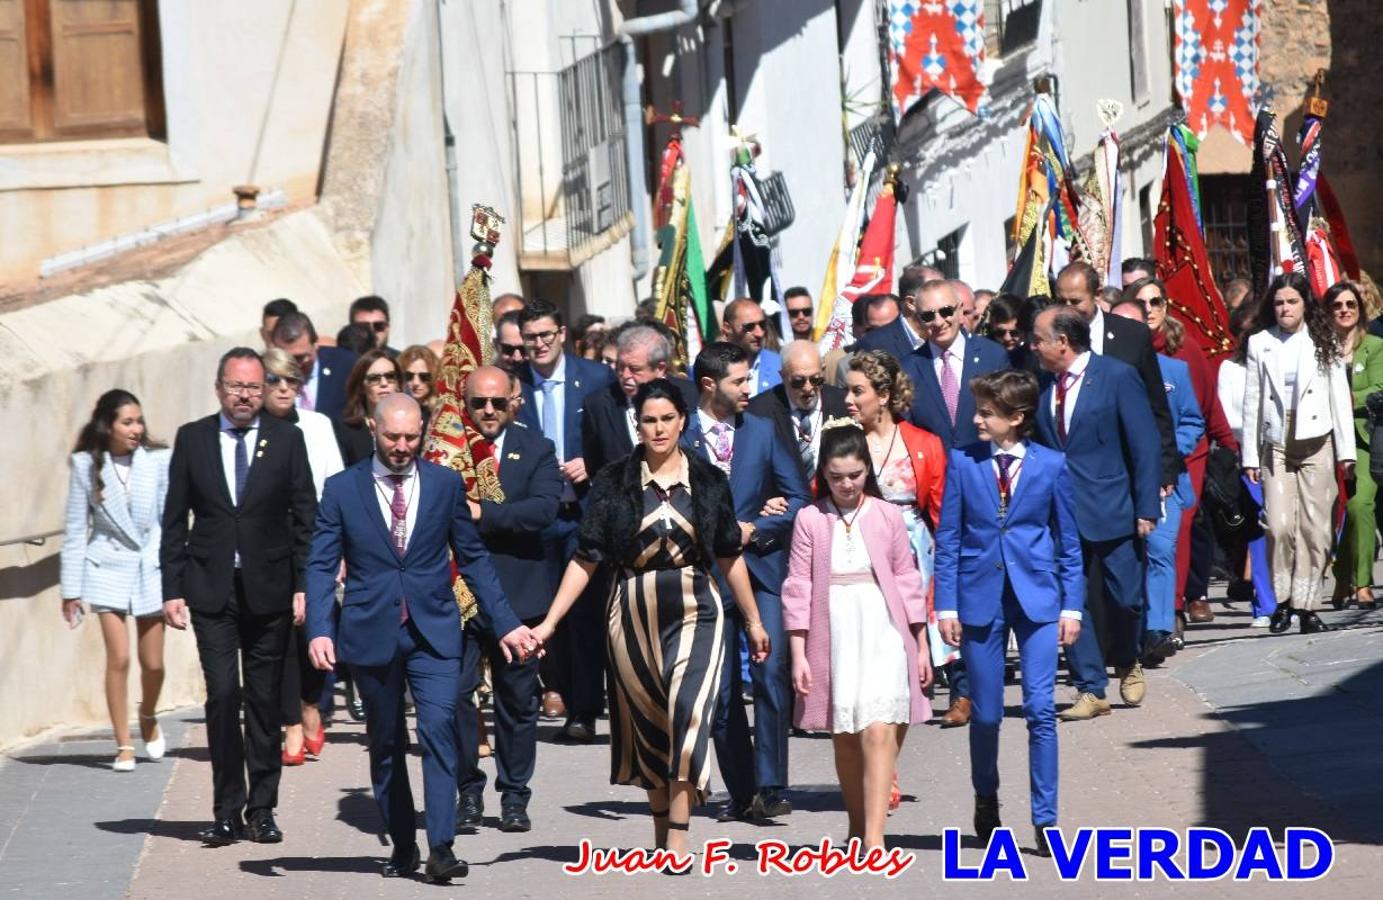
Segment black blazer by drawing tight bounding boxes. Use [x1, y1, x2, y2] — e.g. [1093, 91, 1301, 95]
[853, 316, 916, 363]
[1097, 313, 1182, 485]
[745, 383, 850, 480]
[160, 414, 317, 615]
[476, 422, 563, 621]
[313, 346, 358, 424]
[334, 419, 374, 467]
[581, 375, 700, 479]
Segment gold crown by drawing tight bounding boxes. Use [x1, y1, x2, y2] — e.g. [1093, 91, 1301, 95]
[821, 415, 861, 432]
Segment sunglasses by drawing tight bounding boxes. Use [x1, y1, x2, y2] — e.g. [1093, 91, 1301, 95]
[364, 372, 400, 386]
[1145, 295, 1167, 307]
[1332, 300, 1359, 311]
[788, 307, 814, 318]
[917, 306, 956, 323]
[468, 396, 510, 412]
[498, 342, 526, 356]
[740, 320, 767, 334]
[357, 320, 389, 332]
[265, 373, 303, 389]
[789, 374, 826, 389]
[993, 327, 1022, 339]
[406, 371, 433, 383]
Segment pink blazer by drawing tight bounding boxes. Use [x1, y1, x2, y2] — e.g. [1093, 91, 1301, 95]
[781, 497, 932, 732]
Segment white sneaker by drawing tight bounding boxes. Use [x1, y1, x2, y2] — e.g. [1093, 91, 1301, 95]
[112, 746, 136, 772]
[1250, 615, 1271, 628]
[141, 715, 165, 760]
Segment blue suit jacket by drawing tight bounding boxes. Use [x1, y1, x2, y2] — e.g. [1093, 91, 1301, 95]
[517, 354, 616, 465]
[1034, 354, 1162, 542]
[1158, 354, 1204, 510]
[853, 316, 917, 362]
[752, 348, 783, 396]
[681, 411, 810, 590]
[934, 442, 1085, 625]
[313, 346, 357, 424]
[476, 422, 562, 622]
[305, 459, 520, 667]
[901, 335, 1011, 448]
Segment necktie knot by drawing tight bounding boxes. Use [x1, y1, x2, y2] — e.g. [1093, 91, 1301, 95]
[541, 379, 558, 394]
[231, 426, 249, 439]
[388, 473, 405, 487]
[996, 453, 1014, 475]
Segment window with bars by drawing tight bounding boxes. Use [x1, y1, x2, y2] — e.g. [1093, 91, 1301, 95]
[0, 0, 164, 144]
[557, 43, 630, 256]
[915, 226, 966, 280]
[983, 0, 1043, 58]
[1199, 174, 1254, 284]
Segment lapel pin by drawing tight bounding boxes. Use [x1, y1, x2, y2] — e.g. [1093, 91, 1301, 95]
[574, 379, 581, 388]
[323, 368, 331, 377]
[259, 439, 268, 448]
[507, 452, 521, 460]
[256, 450, 264, 458]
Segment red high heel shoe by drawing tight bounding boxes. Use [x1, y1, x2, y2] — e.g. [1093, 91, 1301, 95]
[889, 774, 902, 811]
[282, 746, 306, 766]
[304, 728, 327, 758]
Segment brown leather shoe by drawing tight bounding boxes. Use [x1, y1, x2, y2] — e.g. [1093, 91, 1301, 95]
[540, 691, 566, 720]
[940, 697, 972, 728]
[1186, 598, 1215, 623]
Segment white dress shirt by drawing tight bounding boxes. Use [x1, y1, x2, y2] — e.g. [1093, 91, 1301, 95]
[930, 330, 968, 383]
[218, 414, 259, 568]
[1049, 351, 1093, 434]
[371, 457, 419, 551]
[901, 316, 924, 351]
[1089, 308, 1107, 355]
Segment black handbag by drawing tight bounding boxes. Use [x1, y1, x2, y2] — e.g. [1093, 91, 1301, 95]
[1202, 446, 1261, 542]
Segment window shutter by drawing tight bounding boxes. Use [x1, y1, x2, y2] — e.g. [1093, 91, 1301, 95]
[48, 0, 146, 136]
[0, 0, 31, 134]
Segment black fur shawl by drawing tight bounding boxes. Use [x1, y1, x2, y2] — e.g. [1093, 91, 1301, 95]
[577, 446, 742, 568]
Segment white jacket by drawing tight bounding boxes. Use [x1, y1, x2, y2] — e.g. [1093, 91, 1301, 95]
[1241, 327, 1355, 468]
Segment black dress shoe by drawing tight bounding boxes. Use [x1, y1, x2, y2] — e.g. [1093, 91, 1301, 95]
[715, 798, 753, 822]
[1033, 826, 1053, 857]
[423, 846, 469, 884]
[499, 803, 531, 833]
[974, 795, 1001, 842]
[455, 792, 484, 831]
[245, 813, 283, 844]
[198, 817, 244, 846]
[752, 790, 792, 819]
[562, 717, 595, 742]
[1269, 603, 1295, 634]
[382, 844, 420, 878]
[1299, 611, 1333, 634]
[345, 680, 366, 722]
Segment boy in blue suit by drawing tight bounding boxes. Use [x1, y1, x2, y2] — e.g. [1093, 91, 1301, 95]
[935, 369, 1084, 857]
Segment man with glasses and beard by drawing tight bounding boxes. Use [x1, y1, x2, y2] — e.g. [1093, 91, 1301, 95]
[747, 340, 849, 480]
[453, 367, 563, 835]
[722, 298, 782, 396]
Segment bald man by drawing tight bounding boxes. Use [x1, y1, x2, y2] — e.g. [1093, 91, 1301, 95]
[747, 340, 849, 479]
[492, 293, 526, 321]
[721, 298, 782, 396]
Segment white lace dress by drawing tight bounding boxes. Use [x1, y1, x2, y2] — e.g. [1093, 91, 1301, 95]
[827, 503, 912, 733]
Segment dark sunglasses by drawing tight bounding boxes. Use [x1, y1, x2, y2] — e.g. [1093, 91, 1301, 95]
[1145, 295, 1167, 307]
[364, 372, 400, 386]
[917, 306, 956, 323]
[405, 371, 433, 383]
[740, 320, 767, 334]
[993, 327, 1022, 339]
[265, 373, 302, 388]
[468, 396, 510, 412]
[788, 307, 814, 318]
[357, 320, 388, 332]
[1332, 299, 1359, 311]
[789, 374, 826, 389]
[498, 342, 526, 356]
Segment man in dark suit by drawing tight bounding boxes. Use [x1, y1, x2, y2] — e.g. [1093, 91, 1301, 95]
[746, 340, 849, 479]
[1031, 308, 1161, 722]
[852, 264, 944, 362]
[270, 310, 357, 423]
[581, 324, 699, 478]
[901, 279, 1012, 448]
[683, 342, 811, 822]
[305, 392, 534, 883]
[454, 367, 562, 834]
[1054, 262, 1179, 489]
[160, 347, 317, 847]
[513, 300, 615, 741]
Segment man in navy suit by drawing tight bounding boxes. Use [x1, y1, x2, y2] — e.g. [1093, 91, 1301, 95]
[305, 392, 534, 883]
[270, 311, 357, 423]
[454, 367, 562, 834]
[1031, 308, 1161, 722]
[684, 341, 810, 822]
[721, 298, 782, 396]
[514, 300, 615, 741]
[746, 340, 849, 480]
[852, 264, 944, 362]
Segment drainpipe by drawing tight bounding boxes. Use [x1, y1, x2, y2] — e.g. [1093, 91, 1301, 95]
[619, 0, 700, 282]
[437, 0, 468, 286]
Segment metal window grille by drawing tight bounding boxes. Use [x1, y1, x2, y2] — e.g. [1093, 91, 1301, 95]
[557, 44, 631, 259]
[983, 0, 1043, 57]
[914, 227, 965, 280]
[1199, 175, 1255, 284]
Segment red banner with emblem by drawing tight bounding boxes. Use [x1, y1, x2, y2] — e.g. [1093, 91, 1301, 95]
[1172, 0, 1262, 144]
[887, 1, 988, 117]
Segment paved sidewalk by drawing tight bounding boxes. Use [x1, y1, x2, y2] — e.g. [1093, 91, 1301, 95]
[4, 597, 1381, 899]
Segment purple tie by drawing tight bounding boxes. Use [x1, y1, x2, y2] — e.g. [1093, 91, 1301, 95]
[940, 350, 960, 426]
[709, 423, 733, 475]
[390, 474, 409, 622]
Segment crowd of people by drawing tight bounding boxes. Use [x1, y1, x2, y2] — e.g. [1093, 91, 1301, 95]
[59, 262, 1380, 879]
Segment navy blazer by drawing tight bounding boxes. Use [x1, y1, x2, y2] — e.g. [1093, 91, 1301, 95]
[681, 411, 810, 589]
[517, 353, 616, 464]
[305, 458, 520, 667]
[853, 316, 917, 362]
[580, 376, 700, 479]
[901, 335, 1011, 448]
[1034, 354, 1162, 542]
[312, 346, 357, 424]
[476, 422, 563, 622]
[934, 442, 1085, 626]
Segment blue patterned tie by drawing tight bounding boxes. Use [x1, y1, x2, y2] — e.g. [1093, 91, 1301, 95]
[232, 427, 250, 504]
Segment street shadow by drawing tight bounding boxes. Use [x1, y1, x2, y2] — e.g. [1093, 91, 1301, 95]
[334, 786, 403, 836]
[8, 752, 122, 771]
[239, 855, 386, 877]
[538, 723, 611, 746]
[165, 746, 210, 763]
[94, 818, 212, 843]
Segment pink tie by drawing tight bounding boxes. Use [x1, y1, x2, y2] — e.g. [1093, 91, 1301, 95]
[940, 350, 960, 426]
[389, 474, 409, 623]
[709, 423, 733, 475]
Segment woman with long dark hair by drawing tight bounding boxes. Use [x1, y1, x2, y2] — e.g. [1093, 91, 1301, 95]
[783, 424, 932, 850]
[334, 349, 403, 465]
[1241, 272, 1356, 633]
[60, 390, 171, 771]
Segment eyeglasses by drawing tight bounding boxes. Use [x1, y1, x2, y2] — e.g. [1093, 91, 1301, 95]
[219, 380, 264, 396]
[1332, 300, 1359, 311]
[993, 327, 1022, 339]
[740, 320, 767, 334]
[498, 342, 526, 357]
[364, 372, 401, 386]
[265, 373, 302, 389]
[788, 307, 814, 318]
[1145, 295, 1167, 307]
[405, 371, 433, 383]
[917, 306, 956, 323]
[468, 396, 511, 412]
[522, 329, 561, 346]
[356, 320, 389, 333]
[789, 374, 826, 389]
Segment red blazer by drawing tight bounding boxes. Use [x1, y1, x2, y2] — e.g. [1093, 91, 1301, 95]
[898, 420, 946, 527]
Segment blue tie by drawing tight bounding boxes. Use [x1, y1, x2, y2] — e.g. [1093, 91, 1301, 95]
[232, 427, 250, 504]
[540, 379, 559, 449]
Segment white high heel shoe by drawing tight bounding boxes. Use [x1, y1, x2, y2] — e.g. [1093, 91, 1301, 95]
[141, 715, 166, 761]
[112, 745, 136, 772]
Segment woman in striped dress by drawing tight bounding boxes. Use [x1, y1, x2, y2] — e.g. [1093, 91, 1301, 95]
[534, 379, 770, 856]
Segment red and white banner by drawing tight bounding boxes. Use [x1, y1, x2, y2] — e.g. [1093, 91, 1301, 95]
[1173, 0, 1261, 144]
[888, 1, 988, 118]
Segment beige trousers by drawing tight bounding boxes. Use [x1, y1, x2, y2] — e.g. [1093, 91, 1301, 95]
[1261, 433, 1337, 611]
